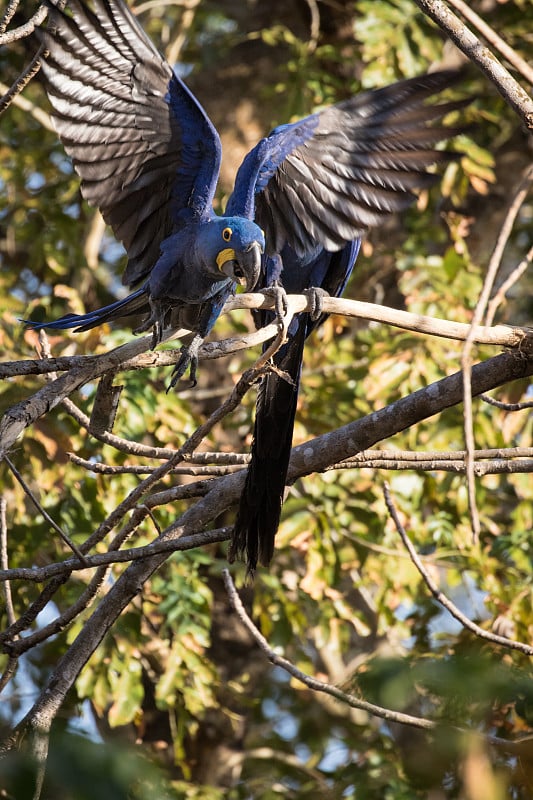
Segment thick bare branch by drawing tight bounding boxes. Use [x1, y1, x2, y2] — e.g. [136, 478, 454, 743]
[2, 294, 529, 462]
[3, 296, 524, 379]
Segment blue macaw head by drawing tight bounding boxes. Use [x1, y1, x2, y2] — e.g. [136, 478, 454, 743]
[200, 217, 265, 291]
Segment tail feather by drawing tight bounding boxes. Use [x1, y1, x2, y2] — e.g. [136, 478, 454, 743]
[24, 286, 149, 332]
[231, 322, 307, 573]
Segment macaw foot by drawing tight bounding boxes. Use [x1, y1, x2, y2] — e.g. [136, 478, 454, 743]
[133, 297, 168, 348]
[167, 333, 204, 392]
[303, 287, 330, 321]
[261, 285, 288, 324]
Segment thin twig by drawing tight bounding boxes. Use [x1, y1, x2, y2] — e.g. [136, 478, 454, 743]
[133, 0, 201, 13]
[222, 569, 438, 730]
[412, 0, 533, 129]
[0, 47, 45, 119]
[0, 0, 21, 34]
[383, 483, 533, 657]
[328, 457, 533, 475]
[63, 397, 182, 459]
[0, 527, 231, 586]
[341, 530, 460, 566]
[0, 499, 16, 628]
[446, 0, 533, 85]
[68, 452, 244, 476]
[338, 447, 533, 463]
[485, 244, 533, 327]
[0, 655, 18, 695]
[4, 456, 88, 565]
[461, 165, 533, 542]
[480, 394, 533, 412]
[223, 568, 533, 748]
[303, 0, 320, 52]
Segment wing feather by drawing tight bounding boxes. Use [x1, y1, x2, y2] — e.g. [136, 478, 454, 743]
[40, 0, 222, 286]
[230, 71, 466, 258]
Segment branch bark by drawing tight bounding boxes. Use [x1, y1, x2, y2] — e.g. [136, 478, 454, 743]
[412, 0, 533, 130]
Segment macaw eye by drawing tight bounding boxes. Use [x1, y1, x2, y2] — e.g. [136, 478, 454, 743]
[222, 227, 233, 242]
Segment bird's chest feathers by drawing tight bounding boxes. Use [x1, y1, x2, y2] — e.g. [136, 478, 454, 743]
[149, 234, 229, 304]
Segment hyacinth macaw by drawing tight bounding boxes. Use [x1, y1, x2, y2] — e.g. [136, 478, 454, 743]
[29, 0, 465, 571]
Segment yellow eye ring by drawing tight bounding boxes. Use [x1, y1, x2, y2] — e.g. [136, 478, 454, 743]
[222, 227, 233, 242]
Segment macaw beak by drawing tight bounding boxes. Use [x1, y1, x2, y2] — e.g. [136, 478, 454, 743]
[218, 241, 263, 291]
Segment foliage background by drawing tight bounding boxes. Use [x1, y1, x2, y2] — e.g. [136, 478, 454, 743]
[0, 0, 532, 797]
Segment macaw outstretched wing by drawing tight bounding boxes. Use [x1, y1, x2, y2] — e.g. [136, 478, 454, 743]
[228, 70, 464, 260]
[40, 0, 222, 286]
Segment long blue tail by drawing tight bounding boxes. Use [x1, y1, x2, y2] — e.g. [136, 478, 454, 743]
[24, 287, 149, 332]
[231, 320, 307, 570]
[231, 241, 360, 572]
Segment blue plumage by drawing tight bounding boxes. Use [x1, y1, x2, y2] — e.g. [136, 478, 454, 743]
[27, 0, 465, 570]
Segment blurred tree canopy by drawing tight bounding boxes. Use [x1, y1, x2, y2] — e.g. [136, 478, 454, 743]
[0, 0, 532, 798]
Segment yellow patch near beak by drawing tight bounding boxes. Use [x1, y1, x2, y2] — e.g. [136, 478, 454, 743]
[216, 248, 236, 271]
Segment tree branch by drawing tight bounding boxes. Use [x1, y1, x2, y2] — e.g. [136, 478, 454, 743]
[446, 0, 533, 85]
[222, 568, 440, 730]
[383, 483, 533, 656]
[286, 350, 533, 485]
[0, 499, 16, 628]
[4, 456, 87, 564]
[3, 295, 523, 379]
[222, 569, 531, 754]
[485, 243, 533, 327]
[2, 294, 529, 462]
[0, 527, 232, 586]
[412, 0, 533, 129]
[461, 164, 533, 540]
